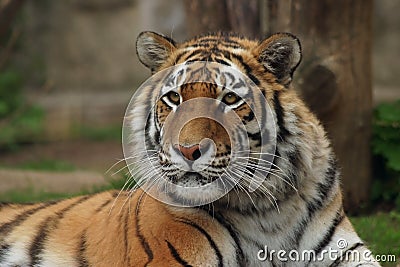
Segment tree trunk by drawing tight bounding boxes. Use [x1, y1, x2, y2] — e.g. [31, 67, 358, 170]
[266, 0, 373, 212]
[184, 0, 373, 212]
[184, 0, 260, 38]
[0, 0, 25, 39]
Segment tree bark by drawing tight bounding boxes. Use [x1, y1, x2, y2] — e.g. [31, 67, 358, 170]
[0, 0, 25, 39]
[184, 0, 373, 212]
[183, 0, 231, 36]
[267, 0, 373, 212]
[184, 0, 260, 38]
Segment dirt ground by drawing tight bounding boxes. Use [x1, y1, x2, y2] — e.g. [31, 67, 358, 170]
[0, 140, 124, 193]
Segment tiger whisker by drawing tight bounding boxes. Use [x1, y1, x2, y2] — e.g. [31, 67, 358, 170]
[129, 167, 164, 216]
[233, 160, 297, 192]
[111, 153, 158, 177]
[223, 169, 258, 210]
[110, 156, 159, 215]
[231, 162, 291, 199]
[234, 150, 290, 163]
[105, 149, 158, 174]
[216, 172, 230, 208]
[234, 155, 290, 178]
[219, 169, 242, 209]
[227, 165, 280, 213]
[234, 155, 296, 190]
[130, 167, 166, 214]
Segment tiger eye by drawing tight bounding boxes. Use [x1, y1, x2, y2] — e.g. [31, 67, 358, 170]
[222, 92, 239, 105]
[167, 91, 180, 105]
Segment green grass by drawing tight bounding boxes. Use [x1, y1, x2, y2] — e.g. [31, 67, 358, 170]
[0, 175, 127, 203]
[0, 187, 79, 203]
[350, 212, 400, 266]
[17, 159, 76, 172]
[0, 158, 128, 203]
[0, 159, 76, 172]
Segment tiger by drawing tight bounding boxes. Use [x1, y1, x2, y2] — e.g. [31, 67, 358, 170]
[0, 31, 380, 267]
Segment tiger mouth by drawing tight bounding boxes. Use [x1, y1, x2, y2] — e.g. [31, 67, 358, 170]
[185, 171, 203, 179]
[185, 172, 209, 186]
[167, 171, 218, 186]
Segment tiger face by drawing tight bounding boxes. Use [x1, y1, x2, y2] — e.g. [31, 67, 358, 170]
[128, 31, 301, 206]
[157, 82, 233, 183]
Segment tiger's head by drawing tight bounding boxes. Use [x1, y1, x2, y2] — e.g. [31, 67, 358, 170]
[126, 32, 302, 207]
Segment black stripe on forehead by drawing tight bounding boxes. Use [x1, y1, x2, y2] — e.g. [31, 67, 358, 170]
[174, 51, 186, 64]
[232, 78, 245, 89]
[214, 58, 231, 66]
[179, 49, 262, 90]
[189, 41, 242, 49]
[197, 37, 236, 43]
[171, 49, 203, 65]
[179, 47, 236, 64]
[182, 49, 205, 62]
[230, 54, 260, 86]
[195, 34, 242, 45]
[180, 83, 219, 99]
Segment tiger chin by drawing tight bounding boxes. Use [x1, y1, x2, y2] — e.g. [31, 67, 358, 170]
[0, 32, 380, 267]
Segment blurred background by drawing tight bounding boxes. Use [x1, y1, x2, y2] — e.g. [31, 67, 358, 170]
[0, 0, 399, 264]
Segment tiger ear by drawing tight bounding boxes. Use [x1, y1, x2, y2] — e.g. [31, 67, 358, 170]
[136, 31, 176, 72]
[254, 33, 301, 85]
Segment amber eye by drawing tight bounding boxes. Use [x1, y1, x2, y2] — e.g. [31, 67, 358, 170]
[166, 91, 181, 105]
[222, 92, 240, 105]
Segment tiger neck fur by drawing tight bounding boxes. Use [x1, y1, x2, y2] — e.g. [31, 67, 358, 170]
[195, 89, 345, 266]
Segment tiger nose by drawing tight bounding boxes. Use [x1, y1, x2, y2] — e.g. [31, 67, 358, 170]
[176, 144, 201, 161]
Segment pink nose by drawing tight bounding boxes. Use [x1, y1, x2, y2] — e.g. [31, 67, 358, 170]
[177, 144, 201, 161]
